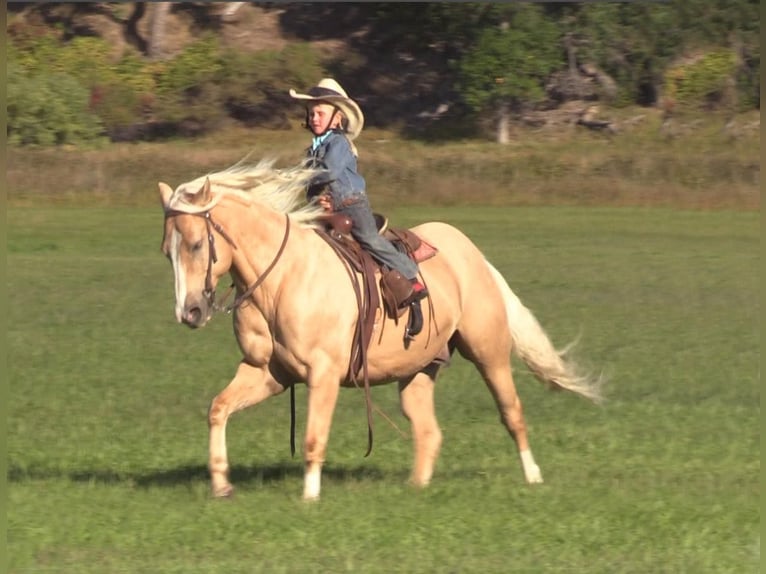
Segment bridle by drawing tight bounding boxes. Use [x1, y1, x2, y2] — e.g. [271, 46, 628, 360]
[164, 208, 291, 313]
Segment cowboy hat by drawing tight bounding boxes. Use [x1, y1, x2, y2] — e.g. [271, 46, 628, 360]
[289, 78, 364, 140]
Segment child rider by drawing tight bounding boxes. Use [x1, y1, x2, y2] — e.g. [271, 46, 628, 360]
[289, 78, 427, 308]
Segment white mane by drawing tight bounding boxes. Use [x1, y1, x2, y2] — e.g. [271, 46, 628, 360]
[168, 158, 327, 228]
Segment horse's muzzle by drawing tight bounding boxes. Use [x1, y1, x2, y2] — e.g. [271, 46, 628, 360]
[179, 298, 211, 329]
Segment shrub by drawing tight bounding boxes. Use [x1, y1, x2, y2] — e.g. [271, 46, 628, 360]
[7, 32, 157, 139]
[152, 34, 227, 133]
[7, 61, 105, 146]
[663, 50, 739, 111]
[221, 42, 323, 127]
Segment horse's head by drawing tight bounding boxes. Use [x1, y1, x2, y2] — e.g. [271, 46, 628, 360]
[158, 179, 234, 328]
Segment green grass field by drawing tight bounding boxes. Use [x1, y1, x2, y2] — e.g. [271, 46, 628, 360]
[7, 205, 759, 573]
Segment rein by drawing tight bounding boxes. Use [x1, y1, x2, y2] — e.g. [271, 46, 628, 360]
[318, 230, 377, 457]
[226, 215, 291, 312]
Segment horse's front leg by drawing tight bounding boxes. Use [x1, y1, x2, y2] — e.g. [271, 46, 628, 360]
[208, 361, 286, 498]
[302, 368, 342, 501]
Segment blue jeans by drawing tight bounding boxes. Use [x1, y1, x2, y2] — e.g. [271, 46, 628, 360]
[340, 194, 419, 280]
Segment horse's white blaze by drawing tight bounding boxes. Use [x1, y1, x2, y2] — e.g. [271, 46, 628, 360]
[520, 449, 543, 484]
[169, 228, 187, 322]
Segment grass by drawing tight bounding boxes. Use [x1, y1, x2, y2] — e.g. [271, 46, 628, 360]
[6, 203, 759, 573]
[6, 108, 760, 211]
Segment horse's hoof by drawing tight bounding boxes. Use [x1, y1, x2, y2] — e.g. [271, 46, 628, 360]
[525, 469, 544, 484]
[302, 494, 320, 503]
[212, 484, 235, 498]
[408, 477, 431, 489]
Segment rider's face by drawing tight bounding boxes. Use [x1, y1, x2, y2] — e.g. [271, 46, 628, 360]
[307, 102, 340, 136]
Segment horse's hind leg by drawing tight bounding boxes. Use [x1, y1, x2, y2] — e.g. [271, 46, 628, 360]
[479, 362, 543, 484]
[456, 310, 543, 483]
[399, 363, 443, 487]
[208, 361, 286, 497]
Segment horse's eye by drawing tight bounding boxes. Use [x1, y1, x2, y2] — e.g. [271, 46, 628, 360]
[191, 240, 204, 252]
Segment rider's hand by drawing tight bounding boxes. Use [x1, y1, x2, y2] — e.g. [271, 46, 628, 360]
[317, 194, 333, 212]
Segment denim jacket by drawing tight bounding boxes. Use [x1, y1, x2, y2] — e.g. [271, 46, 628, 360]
[305, 130, 366, 211]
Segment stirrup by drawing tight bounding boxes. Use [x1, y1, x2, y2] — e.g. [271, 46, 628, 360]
[405, 300, 424, 339]
[398, 284, 427, 309]
[373, 213, 388, 234]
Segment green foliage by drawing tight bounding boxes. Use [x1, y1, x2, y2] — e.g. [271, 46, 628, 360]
[8, 32, 117, 91]
[366, 3, 496, 56]
[279, 42, 326, 89]
[153, 34, 227, 129]
[6, 27, 61, 73]
[49, 36, 117, 86]
[6, 32, 156, 136]
[664, 50, 739, 111]
[222, 42, 323, 111]
[5, 1, 760, 147]
[561, 0, 760, 107]
[562, 3, 680, 106]
[459, 5, 561, 112]
[7, 61, 105, 146]
[736, 58, 760, 110]
[56, 39, 158, 130]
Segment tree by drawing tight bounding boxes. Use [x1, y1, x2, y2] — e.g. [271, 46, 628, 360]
[148, 2, 171, 60]
[458, 5, 561, 143]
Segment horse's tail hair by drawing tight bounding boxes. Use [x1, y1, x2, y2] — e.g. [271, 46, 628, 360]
[485, 260, 604, 404]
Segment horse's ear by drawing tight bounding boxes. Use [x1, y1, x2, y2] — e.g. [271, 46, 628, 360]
[158, 182, 174, 208]
[183, 177, 212, 207]
[202, 181, 211, 204]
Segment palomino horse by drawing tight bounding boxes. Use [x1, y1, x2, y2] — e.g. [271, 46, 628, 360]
[158, 160, 602, 500]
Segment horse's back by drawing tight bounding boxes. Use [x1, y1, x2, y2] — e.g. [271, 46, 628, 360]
[413, 221, 493, 263]
[412, 220, 500, 296]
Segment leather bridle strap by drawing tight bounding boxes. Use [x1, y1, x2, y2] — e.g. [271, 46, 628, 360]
[225, 214, 291, 312]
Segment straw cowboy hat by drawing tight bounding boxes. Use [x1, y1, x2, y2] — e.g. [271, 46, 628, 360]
[289, 78, 365, 140]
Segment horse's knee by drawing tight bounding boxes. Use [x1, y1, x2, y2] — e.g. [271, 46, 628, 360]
[208, 398, 228, 427]
[416, 424, 442, 451]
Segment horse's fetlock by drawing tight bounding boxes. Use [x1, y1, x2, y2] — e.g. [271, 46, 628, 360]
[303, 437, 328, 461]
[209, 456, 229, 474]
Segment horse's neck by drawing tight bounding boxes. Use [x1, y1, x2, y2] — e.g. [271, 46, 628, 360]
[218, 200, 319, 310]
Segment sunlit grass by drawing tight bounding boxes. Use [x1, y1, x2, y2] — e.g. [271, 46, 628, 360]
[7, 205, 758, 573]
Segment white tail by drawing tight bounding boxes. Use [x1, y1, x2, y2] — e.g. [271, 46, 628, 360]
[485, 260, 604, 403]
